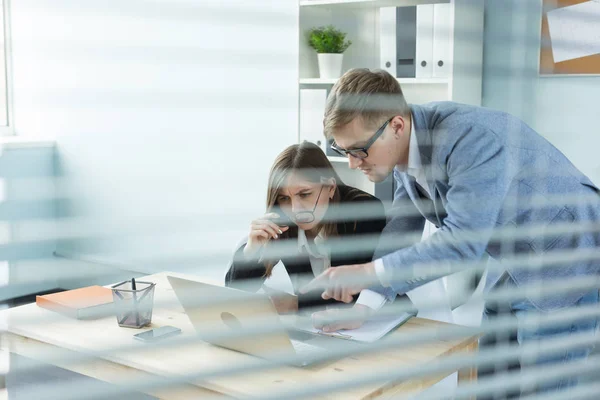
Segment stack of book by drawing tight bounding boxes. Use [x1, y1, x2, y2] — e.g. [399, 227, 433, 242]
[36, 286, 115, 320]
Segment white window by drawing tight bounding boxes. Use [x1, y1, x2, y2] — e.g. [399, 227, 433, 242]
[0, 0, 13, 135]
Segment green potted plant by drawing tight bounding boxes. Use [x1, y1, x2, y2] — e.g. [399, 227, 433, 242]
[307, 25, 352, 79]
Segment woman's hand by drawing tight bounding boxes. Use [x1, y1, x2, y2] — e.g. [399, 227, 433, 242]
[244, 213, 289, 257]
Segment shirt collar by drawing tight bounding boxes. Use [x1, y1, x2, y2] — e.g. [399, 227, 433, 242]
[396, 114, 421, 174]
[407, 116, 422, 172]
[297, 228, 327, 258]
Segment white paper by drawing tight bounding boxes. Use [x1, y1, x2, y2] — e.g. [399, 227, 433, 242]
[295, 312, 414, 343]
[547, 1, 600, 63]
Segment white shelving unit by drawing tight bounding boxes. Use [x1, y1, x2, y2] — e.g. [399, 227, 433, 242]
[299, 0, 449, 9]
[299, 78, 339, 85]
[327, 156, 349, 163]
[298, 0, 484, 195]
[300, 77, 449, 85]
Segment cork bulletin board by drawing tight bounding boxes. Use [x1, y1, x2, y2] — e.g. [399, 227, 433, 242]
[540, 0, 600, 75]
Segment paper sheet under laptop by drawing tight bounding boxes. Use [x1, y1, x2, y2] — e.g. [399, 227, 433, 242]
[547, 1, 600, 63]
[295, 312, 414, 343]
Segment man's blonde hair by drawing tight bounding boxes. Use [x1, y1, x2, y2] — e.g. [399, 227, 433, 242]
[323, 68, 410, 139]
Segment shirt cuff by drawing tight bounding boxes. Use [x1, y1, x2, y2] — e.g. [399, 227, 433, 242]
[374, 258, 392, 287]
[356, 289, 387, 311]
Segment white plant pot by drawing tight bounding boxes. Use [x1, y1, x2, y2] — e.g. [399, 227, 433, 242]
[317, 53, 344, 79]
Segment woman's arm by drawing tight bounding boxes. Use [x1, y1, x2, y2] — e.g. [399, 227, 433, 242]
[226, 213, 288, 292]
[225, 243, 269, 292]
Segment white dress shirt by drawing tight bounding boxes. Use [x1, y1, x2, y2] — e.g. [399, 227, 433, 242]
[296, 228, 387, 311]
[404, 119, 430, 198]
[374, 117, 429, 287]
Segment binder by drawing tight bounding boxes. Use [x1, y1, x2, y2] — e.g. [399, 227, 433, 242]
[396, 6, 417, 78]
[379, 7, 398, 76]
[415, 5, 434, 78]
[432, 3, 452, 78]
[379, 7, 416, 78]
[380, 4, 451, 80]
[299, 89, 327, 152]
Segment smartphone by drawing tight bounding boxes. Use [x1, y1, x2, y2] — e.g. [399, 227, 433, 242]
[133, 326, 181, 342]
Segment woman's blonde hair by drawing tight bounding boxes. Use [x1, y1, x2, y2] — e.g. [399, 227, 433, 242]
[263, 142, 350, 277]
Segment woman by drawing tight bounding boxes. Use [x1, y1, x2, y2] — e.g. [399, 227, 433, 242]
[225, 141, 391, 313]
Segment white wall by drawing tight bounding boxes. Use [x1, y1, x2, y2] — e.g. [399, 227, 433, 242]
[482, 0, 600, 184]
[10, 0, 299, 282]
[11, 0, 598, 288]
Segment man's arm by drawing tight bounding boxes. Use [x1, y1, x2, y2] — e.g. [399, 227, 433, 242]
[302, 127, 513, 303]
[307, 175, 425, 330]
[379, 127, 512, 294]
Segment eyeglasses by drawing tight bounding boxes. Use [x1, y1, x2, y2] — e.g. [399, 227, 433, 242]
[330, 118, 391, 159]
[294, 185, 325, 224]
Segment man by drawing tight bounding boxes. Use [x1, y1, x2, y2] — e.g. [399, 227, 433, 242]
[302, 68, 600, 393]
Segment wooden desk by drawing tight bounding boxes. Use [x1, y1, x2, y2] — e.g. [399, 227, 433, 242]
[1, 272, 479, 399]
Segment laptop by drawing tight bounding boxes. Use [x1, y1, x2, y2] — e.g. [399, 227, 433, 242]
[167, 276, 333, 367]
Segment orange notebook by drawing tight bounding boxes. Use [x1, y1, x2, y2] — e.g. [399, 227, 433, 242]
[36, 286, 115, 320]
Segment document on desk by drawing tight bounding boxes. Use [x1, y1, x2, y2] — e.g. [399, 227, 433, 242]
[295, 312, 414, 343]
